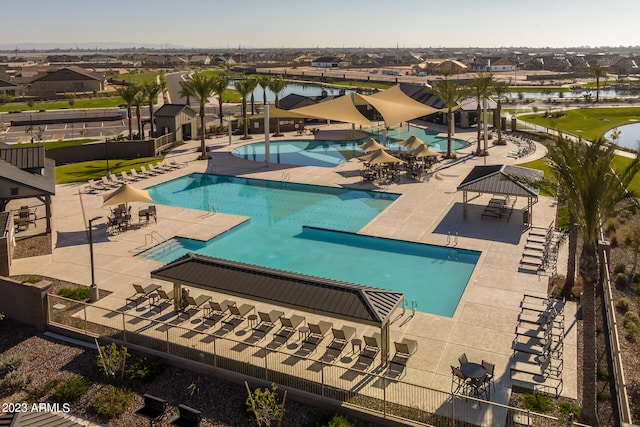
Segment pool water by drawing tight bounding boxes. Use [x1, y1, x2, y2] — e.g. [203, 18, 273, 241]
[231, 126, 469, 168]
[141, 174, 480, 317]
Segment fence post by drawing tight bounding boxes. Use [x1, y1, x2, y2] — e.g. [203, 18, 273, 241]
[166, 326, 170, 354]
[83, 303, 88, 335]
[383, 376, 387, 418]
[264, 347, 269, 381]
[212, 337, 217, 367]
[122, 311, 126, 343]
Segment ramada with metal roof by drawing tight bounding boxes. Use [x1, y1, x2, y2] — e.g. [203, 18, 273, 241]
[151, 252, 404, 363]
[457, 164, 543, 221]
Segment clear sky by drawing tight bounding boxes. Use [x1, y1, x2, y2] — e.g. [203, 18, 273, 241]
[3, 0, 639, 49]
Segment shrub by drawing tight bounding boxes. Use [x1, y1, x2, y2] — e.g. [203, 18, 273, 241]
[616, 298, 631, 313]
[623, 311, 640, 329]
[597, 391, 611, 401]
[27, 378, 61, 404]
[91, 385, 133, 419]
[625, 322, 639, 341]
[558, 400, 581, 420]
[58, 287, 90, 301]
[0, 354, 26, 376]
[126, 356, 164, 383]
[96, 343, 128, 382]
[53, 375, 88, 403]
[246, 382, 285, 426]
[0, 369, 32, 393]
[605, 220, 617, 233]
[24, 276, 41, 284]
[520, 393, 553, 413]
[615, 273, 629, 287]
[597, 367, 610, 381]
[614, 263, 627, 274]
[311, 413, 355, 427]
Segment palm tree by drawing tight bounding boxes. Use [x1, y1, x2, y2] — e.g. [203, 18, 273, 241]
[268, 76, 288, 136]
[492, 80, 510, 145]
[546, 136, 640, 426]
[133, 90, 144, 139]
[142, 81, 162, 137]
[159, 73, 169, 103]
[470, 73, 494, 155]
[234, 78, 255, 140]
[257, 75, 273, 106]
[116, 85, 141, 140]
[212, 75, 229, 126]
[179, 73, 217, 158]
[428, 74, 468, 159]
[589, 66, 607, 103]
[245, 78, 258, 115]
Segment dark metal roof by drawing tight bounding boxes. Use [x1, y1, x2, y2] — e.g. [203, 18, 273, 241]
[154, 103, 197, 117]
[0, 145, 45, 169]
[457, 164, 542, 197]
[151, 253, 404, 325]
[0, 157, 56, 196]
[0, 411, 85, 426]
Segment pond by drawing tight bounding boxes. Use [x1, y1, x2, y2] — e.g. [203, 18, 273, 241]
[230, 81, 356, 102]
[605, 122, 640, 150]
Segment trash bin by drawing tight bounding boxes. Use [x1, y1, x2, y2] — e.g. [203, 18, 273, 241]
[523, 209, 529, 225]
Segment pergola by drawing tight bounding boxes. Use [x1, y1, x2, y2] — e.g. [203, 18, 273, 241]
[457, 165, 543, 222]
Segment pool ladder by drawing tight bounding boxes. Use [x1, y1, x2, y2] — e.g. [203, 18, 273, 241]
[447, 231, 458, 246]
[402, 298, 417, 317]
[208, 203, 217, 215]
[281, 172, 291, 182]
[144, 231, 175, 257]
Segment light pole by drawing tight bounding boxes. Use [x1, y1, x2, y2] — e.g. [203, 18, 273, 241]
[88, 216, 102, 302]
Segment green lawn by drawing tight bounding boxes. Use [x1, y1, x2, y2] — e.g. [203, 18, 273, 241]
[0, 97, 125, 112]
[55, 157, 162, 184]
[518, 107, 640, 141]
[114, 71, 161, 85]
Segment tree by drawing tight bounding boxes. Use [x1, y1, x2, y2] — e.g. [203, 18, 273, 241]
[492, 79, 510, 145]
[545, 136, 640, 425]
[179, 73, 217, 158]
[257, 75, 273, 106]
[116, 85, 141, 140]
[142, 81, 162, 137]
[428, 73, 468, 159]
[133, 90, 144, 139]
[268, 76, 288, 136]
[212, 75, 229, 126]
[470, 73, 494, 155]
[589, 66, 607, 103]
[245, 382, 286, 427]
[234, 78, 255, 140]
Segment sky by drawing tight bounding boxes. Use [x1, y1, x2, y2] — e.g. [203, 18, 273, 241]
[2, 0, 640, 50]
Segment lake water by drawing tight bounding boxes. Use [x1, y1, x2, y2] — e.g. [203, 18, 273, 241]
[230, 81, 356, 102]
[605, 122, 640, 150]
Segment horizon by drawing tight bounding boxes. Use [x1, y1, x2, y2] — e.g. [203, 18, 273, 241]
[4, 0, 640, 50]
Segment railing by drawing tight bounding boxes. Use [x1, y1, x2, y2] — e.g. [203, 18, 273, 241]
[599, 237, 633, 425]
[47, 294, 590, 427]
[154, 133, 176, 154]
[143, 231, 174, 257]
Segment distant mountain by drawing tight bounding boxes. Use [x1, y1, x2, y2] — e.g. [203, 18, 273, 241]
[0, 42, 187, 51]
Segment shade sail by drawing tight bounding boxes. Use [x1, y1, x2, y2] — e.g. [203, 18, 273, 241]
[102, 183, 153, 207]
[411, 144, 440, 158]
[356, 137, 387, 152]
[365, 149, 405, 165]
[398, 135, 427, 150]
[356, 85, 443, 126]
[289, 95, 374, 127]
[262, 107, 312, 119]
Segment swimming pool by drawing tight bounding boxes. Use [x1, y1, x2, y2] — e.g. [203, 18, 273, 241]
[231, 126, 470, 168]
[141, 174, 480, 317]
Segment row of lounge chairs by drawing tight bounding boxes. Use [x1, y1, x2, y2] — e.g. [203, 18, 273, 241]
[84, 160, 186, 193]
[125, 283, 418, 376]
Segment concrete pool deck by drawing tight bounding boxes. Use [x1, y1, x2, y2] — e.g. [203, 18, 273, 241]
[9, 122, 577, 409]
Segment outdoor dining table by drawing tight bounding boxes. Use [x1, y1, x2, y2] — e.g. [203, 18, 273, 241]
[460, 362, 486, 381]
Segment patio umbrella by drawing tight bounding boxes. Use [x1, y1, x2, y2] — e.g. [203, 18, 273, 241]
[366, 149, 405, 165]
[356, 138, 387, 153]
[101, 183, 154, 207]
[410, 144, 440, 158]
[398, 135, 428, 150]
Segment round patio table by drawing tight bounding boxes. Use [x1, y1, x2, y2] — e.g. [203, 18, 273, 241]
[460, 362, 486, 381]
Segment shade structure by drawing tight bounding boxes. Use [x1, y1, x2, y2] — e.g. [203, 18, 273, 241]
[357, 137, 387, 152]
[288, 95, 374, 127]
[356, 85, 443, 126]
[410, 144, 440, 158]
[365, 149, 405, 165]
[398, 135, 427, 150]
[101, 183, 153, 207]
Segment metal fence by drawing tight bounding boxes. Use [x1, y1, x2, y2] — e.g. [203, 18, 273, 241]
[47, 294, 588, 427]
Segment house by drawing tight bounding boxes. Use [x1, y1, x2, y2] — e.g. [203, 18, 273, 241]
[190, 55, 211, 65]
[311, 56, 348, 68]
[470, 57, 517, 72]
[24, 66, 105, 96]
[154, 104, 197, 141]
[0, 79, 24, 98]
[413, 59, 468, 75]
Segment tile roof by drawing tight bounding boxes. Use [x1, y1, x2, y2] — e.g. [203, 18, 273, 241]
[151, 253, 404, 325]
[154, 103, 197, 117]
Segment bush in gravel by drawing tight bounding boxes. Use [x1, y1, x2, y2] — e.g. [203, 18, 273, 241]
[623, 311, 640, 328]
[614, 263, 627, 274]
[615, 273, 629, 288]
[616, 298, 631, 313]
[312, 413, 354, 427]
[91, 385, 133, 419]
[96, 343, 128, 382]
[53, 375, 88, 402]
[0, 369, 32, 393]
[0, 354, 26, 376]
[558, 400, 581, 420]
[58, 287, 90, 301]
[126, 356, 164, 383]
[520, 393, 553, 413]
[27, 378, 61, 404]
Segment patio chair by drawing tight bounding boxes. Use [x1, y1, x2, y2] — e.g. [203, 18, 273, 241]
[361, 333, 381, 359]
[204, 299, 234, 319]
[451, 365, 470, 395]
[482, 359, 496, 393]
[127, 283, 161, 307]
[182, 294, 211, 313]
[152, 288, 174, 307]
[279, 314, 305, 333]
[226, 303, 255, 322]
[139, 205, 157, 224]
[458, 352, 469, 366]
[266, 314, 305, 350]
[392, 338, 418, 366]
[168, 404, 201, 427]
[320, 326, 356, 363]
[133, 393, 167, 426]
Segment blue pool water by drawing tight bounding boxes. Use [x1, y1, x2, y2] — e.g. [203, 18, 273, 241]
[142, 174, 480, 317]
[231, 126, 469, 168]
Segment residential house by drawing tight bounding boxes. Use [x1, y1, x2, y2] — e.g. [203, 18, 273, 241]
[311, 56, 348, 68]
[24, 66, 105, 96]
[413, 59, 468, 75]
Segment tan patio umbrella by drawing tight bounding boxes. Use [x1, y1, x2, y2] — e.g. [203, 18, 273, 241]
[356, 138, 387, 152]
[366, 149, 405, 165]
[411, 144, 440, 158]
[101, 183, 154, 207]
[398, 135, 427, 150]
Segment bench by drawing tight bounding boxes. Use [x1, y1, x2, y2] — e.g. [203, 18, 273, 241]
[133, 394, 167, 426]
[169, 404, 201, 427]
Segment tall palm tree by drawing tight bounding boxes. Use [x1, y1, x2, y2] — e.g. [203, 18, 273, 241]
[546, 136, 640, 426]
[589, 65, 607, 103]
[133, 90, 145, 139]
[428, 74, 468, 159]
[159, 73, 169, 103]
[234, 78, 255, 140]
[245, 78, 258, 115]
[268, 76, 288, 136]
[142, 81, 162, 137]
[492, 80, 510, 145]
[257, 75, 273, 106]
[211, 75, 229, 126]
[179, 73, 217, 158]
[116, 85, 141, 140]
[470, 73, 494, 155]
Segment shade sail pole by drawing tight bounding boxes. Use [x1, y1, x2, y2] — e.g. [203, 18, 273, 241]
[264, 105, 270, 167]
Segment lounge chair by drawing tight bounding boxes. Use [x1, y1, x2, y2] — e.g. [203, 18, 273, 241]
[151, 288, 174, 306]
[107, 171, 124, 186]
[386, 338, 418, 379]
[84, 179, 106, 193]
[205, 299, 234, 319]
[120, 170, 134, 183]
[362, 333, 381, 358]
[130, 168, 145, 180]
[266, 314, 305, 349]
[320, 326, 356, 362]
[100, 175, 117, 189]
[226, 303, 255, 322]
[183, 294, 211, 313]
[140, 165, 157, 177]
[127, 283, 161, 307]
[157, 161, 176, 172]
[255, 310, 284, 330]
[279, 314, 305, 333]
[148, 163, 165, 175]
